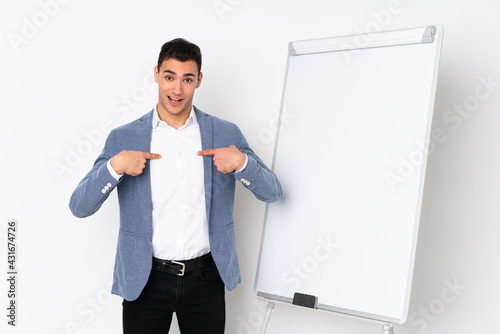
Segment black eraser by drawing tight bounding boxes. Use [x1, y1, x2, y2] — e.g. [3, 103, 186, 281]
[292, 292, 318, 309]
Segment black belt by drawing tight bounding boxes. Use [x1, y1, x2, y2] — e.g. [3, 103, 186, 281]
[152, 252, 214, 276]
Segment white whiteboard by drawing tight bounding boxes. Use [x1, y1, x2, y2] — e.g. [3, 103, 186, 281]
[255, 26, 443, 324]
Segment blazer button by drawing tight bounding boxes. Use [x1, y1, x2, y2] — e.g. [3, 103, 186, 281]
[107, 183, 112, 187]
[101, 189, 106, 194]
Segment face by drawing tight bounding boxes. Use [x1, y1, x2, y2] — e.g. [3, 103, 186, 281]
[154, 58, 202, 126]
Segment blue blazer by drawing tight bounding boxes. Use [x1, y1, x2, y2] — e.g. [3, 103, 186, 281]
[69, 107, 282, 301]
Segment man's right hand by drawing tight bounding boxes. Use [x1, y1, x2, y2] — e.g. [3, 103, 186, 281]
[110, 150, 162, 176]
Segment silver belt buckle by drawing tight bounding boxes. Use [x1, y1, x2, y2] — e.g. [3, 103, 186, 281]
[171, 261, 186, 276]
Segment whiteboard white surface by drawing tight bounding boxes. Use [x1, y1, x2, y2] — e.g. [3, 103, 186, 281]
[255, 26, 443, 324]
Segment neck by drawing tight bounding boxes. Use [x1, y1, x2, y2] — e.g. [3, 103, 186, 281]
[157, 104, 192, 129]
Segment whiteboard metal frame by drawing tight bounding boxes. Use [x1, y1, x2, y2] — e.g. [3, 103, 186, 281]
[289, 26, 437, 55]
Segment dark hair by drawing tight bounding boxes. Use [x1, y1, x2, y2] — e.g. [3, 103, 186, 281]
[157, 38, 202, 75]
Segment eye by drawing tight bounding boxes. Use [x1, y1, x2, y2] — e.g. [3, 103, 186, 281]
[184, 78, 193, 83]
[165, 76, 173, 81]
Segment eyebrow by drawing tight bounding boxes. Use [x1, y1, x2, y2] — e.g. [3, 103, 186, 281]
[162, 69, 196, 77]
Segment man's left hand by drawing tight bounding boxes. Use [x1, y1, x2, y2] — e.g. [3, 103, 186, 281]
[197, 145, 246, 174]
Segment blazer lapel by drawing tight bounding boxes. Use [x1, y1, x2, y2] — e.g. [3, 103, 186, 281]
[134, 110, 154, 152]
[133, 110, 154, 234]
[195, 106, 213, 223]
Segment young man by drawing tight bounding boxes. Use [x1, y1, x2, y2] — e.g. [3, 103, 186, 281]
[69, 38, 281, 333]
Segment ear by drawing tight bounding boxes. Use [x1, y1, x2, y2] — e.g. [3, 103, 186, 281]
[154, 66, 159, 83]
[196, 72, 203, 88]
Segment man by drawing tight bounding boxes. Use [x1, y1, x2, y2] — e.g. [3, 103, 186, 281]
[69, 38, 281, 333]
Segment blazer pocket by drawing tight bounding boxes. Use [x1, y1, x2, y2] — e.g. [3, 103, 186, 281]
[117, 230, 137, 257]
[118, 229, 135, 236]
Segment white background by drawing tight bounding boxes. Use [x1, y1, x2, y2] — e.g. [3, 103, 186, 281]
[0, 1, 499, 333]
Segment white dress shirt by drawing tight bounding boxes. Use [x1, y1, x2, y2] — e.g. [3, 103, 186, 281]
[107, 106, 247, 261]
[149, 106, 209, 260]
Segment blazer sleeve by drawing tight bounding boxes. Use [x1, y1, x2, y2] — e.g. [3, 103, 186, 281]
[232, 125, 282, 203]
[69, 129, 121, 218]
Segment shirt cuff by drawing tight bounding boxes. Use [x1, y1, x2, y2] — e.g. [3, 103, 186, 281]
[234, 154, 248, 174]
[107, 160, 123, 181]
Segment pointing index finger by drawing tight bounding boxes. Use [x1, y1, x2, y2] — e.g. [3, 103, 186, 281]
[197, 149, 217, 156]
[142, 152, 162, 160]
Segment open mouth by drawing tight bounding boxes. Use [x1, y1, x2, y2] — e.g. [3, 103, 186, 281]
[168, 96, 183, 106]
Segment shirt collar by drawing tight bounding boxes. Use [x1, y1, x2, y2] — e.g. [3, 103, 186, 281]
[152, 105, 198, 130]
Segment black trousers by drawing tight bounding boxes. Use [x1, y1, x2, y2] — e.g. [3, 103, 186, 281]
[122, 257, 225, 334]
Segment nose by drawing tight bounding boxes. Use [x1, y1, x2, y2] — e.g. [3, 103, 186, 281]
[172, 79, 183, 96]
